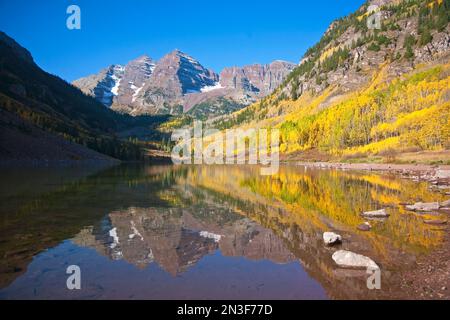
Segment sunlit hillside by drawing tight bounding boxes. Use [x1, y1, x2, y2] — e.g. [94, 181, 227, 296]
[209, 0, 450, 163]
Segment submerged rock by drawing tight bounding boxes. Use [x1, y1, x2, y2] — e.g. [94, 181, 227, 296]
[405, 202, 440, 212]
[357, 222, 371, 231]
[440, 199, 450, 208]
[332, 250, 379, 269]
[361, 209, 389, 218]
[323, 232, 342, 245]
[333, 268, 367, 278]
[423, 219, 447, 225]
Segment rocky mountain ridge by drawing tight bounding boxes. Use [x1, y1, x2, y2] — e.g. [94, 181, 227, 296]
[73, 50, 295, 118]
[278, 0, 450, 108]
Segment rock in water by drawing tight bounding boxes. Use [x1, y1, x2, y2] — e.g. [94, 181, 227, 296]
[357, 222, 371, 231]
[440, 199, 450, 208]
[323, 232, 342, 245]
[361, 209, 389, 218]
[405, 202, 440, 212]
[423, 219, 447, 225]
[435, 170, 450, 179]
[332, 250, 379, 269]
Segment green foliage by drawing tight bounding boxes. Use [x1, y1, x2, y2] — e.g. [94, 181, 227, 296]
[291, 78, 300, 100]
[388, 22, 401, 31]
[404, 34, 416, 48]
[187, 97, 246, 120]
[316, 75, 327, 86]
[212, 106, 256, 130]
[368, 42, 381, 52]
[417, 0, 450, 41]
[419, 28, 433, 46]
[375, 35, 391, 46]
[403, 34, 416, 59]
[321, 47, 350, 73]
[435, 0, 449, 31]
[404, 44, 415, 59]
[283, 59, 315, 87]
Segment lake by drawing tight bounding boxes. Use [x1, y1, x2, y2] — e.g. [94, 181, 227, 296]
[0, 164, 447, 299]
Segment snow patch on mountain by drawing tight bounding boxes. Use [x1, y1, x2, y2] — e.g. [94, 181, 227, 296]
[109, 227, 120, 249]
[111, 76, 121, 96]
[132, 83, 146, 102]
[199, 231, 222, 242]
[200, 82, 224, 93]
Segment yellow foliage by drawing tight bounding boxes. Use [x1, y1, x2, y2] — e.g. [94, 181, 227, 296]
[277, 65, 450, 156]
[341, 137, 400, 156]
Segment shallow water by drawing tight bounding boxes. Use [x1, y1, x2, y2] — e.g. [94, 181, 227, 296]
[0, 164, 446, 299]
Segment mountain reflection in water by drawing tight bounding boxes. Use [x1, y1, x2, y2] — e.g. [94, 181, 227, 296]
[0, 164, 446, 299]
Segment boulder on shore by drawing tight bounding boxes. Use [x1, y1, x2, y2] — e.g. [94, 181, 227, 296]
[332, 250, 379, 269]
[323, 232, 342, 245]
[361, 209, 389, 218]
[405, 202, 440, 212]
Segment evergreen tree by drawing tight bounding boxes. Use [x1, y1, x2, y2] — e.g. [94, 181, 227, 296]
[419, 28, 432, 46]
[404, 44, 414, 59]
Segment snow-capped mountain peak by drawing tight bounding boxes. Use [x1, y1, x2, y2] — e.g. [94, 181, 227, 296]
[73, 51, 295, 117]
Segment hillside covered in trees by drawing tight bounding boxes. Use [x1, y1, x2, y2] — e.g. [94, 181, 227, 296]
[211, 0, 450, 163]
[0, 31, 169, 162]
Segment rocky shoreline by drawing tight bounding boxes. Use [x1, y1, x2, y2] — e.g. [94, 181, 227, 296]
[295, 162, 450, 175]
[397, 224, 450, 300]
[301, 161, 450, 300]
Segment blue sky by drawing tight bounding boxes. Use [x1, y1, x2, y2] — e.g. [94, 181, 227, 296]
[0, 0, 365, 82]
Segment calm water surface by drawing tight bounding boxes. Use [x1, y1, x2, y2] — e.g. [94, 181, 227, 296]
[0, 164, 447, 299]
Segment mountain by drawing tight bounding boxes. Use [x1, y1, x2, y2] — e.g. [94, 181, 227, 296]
[127, 49, 220, 115]
[73, 51, 295, 118]
[0, 31, 167, 162]
[115, 55, 155, 106]
[220, 60, 297, 96]
[212, 0, 450, 162]
[185, 60, 297, 119]
[71, 64, 126, 107]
